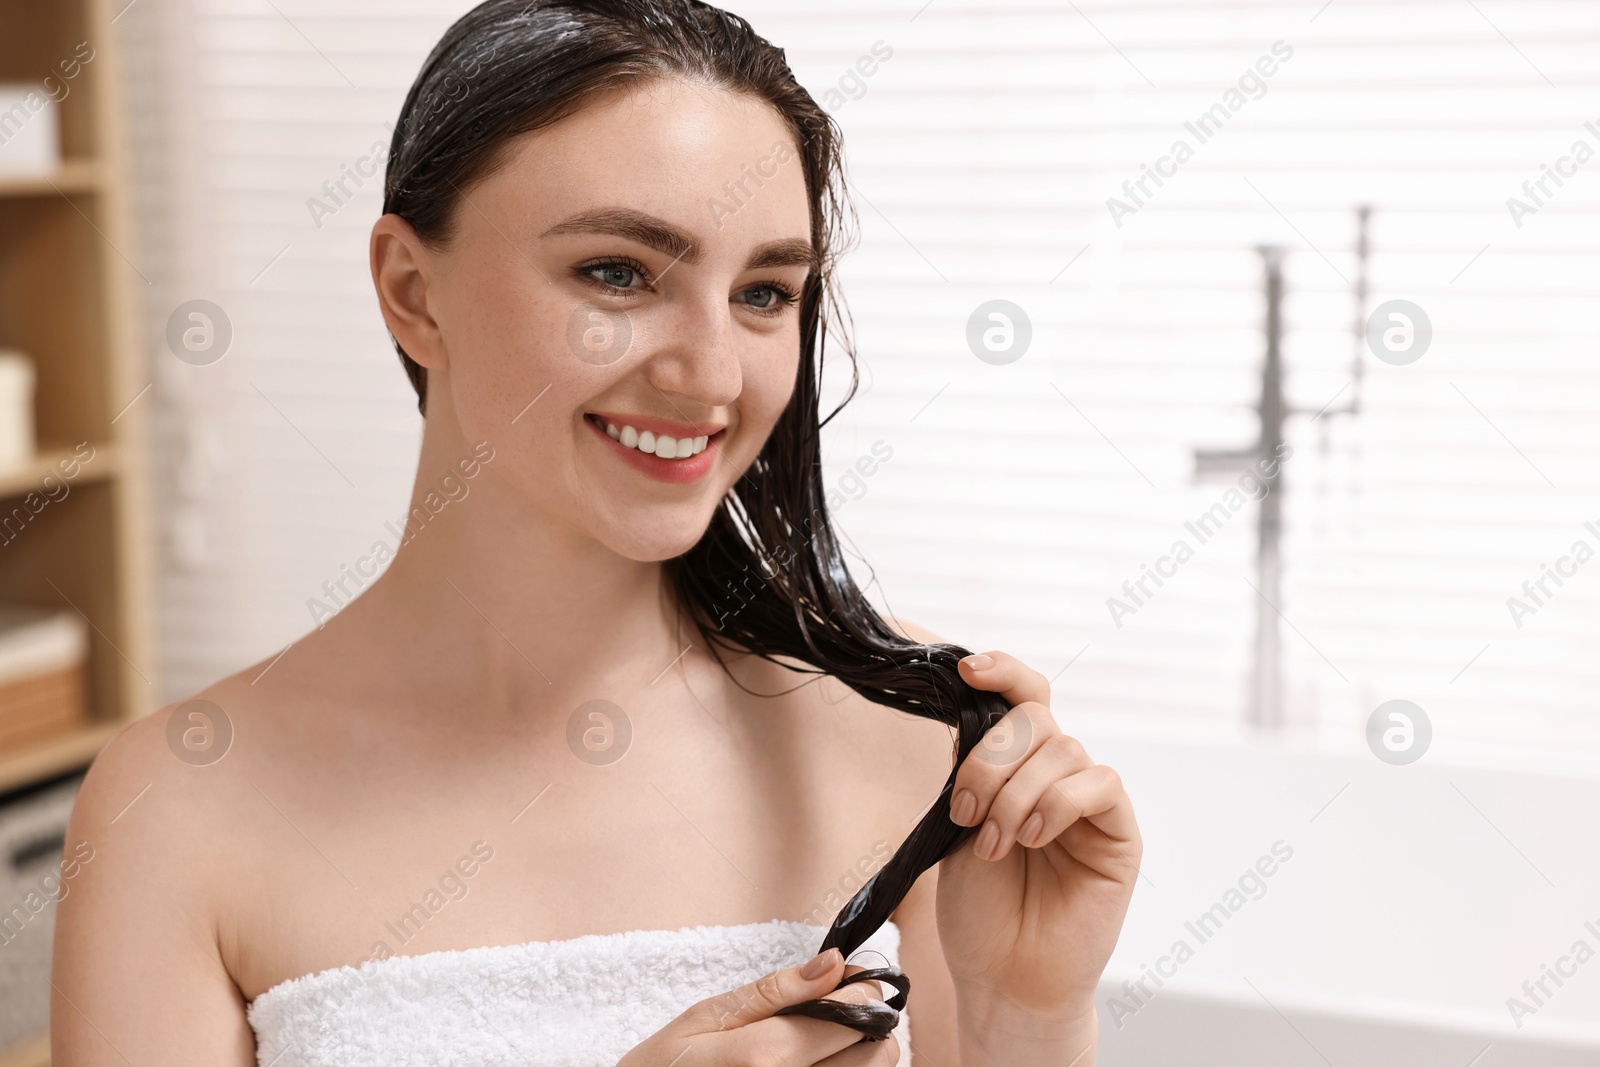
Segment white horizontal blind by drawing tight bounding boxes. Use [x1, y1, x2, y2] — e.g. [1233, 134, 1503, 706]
[123, 0, 1600, 753]
[761, 0, 1600, 752]
[123, 1, 465, 698]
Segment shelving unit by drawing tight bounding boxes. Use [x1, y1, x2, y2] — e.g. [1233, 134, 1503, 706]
[0, 1, 156, 1063]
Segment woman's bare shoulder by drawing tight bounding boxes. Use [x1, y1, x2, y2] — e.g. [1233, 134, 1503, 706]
[71, 663, 270, 865]
[67, 641, 325, 902]
[53, 669, 273, 1063]
[790, 615, 958, 808]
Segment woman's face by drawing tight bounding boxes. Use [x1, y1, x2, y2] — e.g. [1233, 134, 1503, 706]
[392, 78, 812, 562]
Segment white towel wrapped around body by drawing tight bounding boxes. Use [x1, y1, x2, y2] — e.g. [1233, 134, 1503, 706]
[247, 918, 911, 1066]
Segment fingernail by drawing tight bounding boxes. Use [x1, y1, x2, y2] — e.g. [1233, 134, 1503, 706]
[801, 948, 840, 980]
[976, 819, 1000, 860]
[1020, 811, 1045, 847]
[962, 653, 994, 670]
[952, 788, 977, 825]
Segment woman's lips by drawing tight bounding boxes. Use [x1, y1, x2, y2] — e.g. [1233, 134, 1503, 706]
[586, 410, 726, 442]
[584, 414, 723, 485]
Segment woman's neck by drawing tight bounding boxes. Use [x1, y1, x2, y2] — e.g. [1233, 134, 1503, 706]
[320, 386, 692, 718]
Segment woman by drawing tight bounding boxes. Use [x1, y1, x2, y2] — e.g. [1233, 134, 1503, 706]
[53, 2, 1140, 1064]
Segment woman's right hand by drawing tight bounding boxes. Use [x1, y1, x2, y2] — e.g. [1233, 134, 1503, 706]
[615, 947, 902, 1066]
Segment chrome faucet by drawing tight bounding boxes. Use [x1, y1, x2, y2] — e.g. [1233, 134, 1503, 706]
[1193, 207, 1369, 728]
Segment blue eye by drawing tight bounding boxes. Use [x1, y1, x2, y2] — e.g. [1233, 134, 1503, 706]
[586, 263, 644, 290]
[737, 281, 799, 314]
[577, 257, 799, 315]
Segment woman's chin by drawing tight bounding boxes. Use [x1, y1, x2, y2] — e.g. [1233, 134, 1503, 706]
[595, 517, 713, 564]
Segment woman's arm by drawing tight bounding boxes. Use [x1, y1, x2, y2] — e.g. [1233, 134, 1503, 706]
[879, 616, 962, 1065]
[894, 831, 1100, 1067]
[890, 864, 957, 1065]
[879, 622, 1129, 1067]
[51, 710, 258, 1065]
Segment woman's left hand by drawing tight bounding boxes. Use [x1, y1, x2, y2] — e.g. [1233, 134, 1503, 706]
[935, 650, 1142, 1028]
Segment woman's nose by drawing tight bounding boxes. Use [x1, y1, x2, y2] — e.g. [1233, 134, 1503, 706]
[641, 289, 744, 409]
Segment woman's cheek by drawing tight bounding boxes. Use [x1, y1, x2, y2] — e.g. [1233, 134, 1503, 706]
[748, 334, 802, 434]
[456, 283, 570, 433]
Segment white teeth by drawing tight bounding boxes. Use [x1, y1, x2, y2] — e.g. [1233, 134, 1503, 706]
[599, 418, 714, 460]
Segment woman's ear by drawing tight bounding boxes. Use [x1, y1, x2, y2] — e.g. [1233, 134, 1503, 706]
[370, 214, 448, 372]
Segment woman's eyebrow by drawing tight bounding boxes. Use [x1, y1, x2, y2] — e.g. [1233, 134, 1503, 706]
[540, 207, 814, 272]
[745, 238, 816, 272]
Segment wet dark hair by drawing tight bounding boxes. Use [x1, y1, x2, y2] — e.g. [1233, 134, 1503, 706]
[383, 0, 1011, 1043]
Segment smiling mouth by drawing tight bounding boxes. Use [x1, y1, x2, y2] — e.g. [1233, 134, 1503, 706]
[583, 413, 725, 461]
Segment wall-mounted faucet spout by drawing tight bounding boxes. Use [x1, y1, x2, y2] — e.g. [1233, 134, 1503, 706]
[1192, 207, 1370, 729]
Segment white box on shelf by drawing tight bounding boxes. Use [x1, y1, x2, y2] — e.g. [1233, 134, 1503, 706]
[0, 352, 35, 470]
[0, 84, 61, 177]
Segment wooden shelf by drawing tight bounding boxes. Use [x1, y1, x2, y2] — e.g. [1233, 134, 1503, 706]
[0, 0, 154, 1049]
[0, 719, 120, 797]
[0, 159, 102, 199]
[0, 0, 157, 784]
[0, 443, 117, 501]
[0, 1030, 47, 1067]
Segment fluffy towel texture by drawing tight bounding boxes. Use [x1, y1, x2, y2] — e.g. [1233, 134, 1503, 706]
[247, 918, 911, 1067]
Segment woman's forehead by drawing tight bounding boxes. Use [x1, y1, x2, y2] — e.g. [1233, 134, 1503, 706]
[472, 83, 810, 255]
